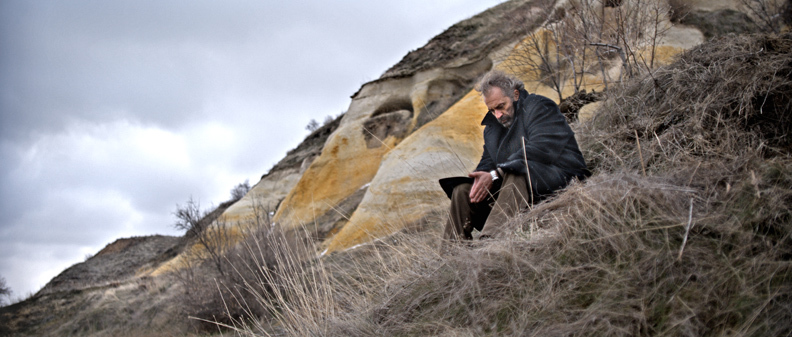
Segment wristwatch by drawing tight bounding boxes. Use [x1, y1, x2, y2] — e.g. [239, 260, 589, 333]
[490, 170, 499, 181]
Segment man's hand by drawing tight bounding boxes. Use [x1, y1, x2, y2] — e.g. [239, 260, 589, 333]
[468, 171, 493, 203]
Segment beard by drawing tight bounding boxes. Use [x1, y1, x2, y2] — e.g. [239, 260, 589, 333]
[498, 113, 513, 128]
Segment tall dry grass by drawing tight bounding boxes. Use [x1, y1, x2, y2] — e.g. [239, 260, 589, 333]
[216, 32, 792, 336]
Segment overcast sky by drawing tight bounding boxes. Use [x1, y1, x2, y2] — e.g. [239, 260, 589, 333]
[0, 0, 505, 300]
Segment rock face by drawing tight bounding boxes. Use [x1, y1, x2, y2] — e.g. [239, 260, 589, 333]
[378, 0, 551, 79]
[271, 0, 551, 240]
[325, 89, 489, 253]
[225, 0, 724, 253]
[272, 59, 495, 238]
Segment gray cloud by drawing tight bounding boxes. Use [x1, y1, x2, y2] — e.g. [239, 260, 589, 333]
[0, 0, 504, 299]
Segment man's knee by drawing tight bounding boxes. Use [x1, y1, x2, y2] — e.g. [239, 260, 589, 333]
[450, 183, 472, 203]
[502, 171, 527, 185]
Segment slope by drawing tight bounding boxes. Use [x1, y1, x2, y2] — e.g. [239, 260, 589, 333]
[243, 31, 792, 336]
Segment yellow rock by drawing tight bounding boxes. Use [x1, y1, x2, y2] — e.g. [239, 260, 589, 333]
[324, 90, 487, 253]
[274, 127, 395, 230]
[272, 61, 491, 233]
[271, 76, 415, 231]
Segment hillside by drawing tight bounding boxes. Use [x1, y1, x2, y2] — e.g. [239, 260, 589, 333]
[296, 31, 792, 336]
[2, 0, 790, 335]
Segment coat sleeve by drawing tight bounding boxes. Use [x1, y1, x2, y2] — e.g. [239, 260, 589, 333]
[497, 98, 573, 175]
[475, 144, 496, 172]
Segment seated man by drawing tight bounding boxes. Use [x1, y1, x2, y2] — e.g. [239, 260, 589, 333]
[443, 70, 589, 240]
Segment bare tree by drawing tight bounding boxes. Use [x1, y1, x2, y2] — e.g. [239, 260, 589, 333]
[506, 5, 584, 102]
[508, 0, 672, 100]
[510, 26, 568, 102]
[0, 276, 11, 306]
[305, 119, 320, 132]
[173, 198, 234, 278]
[169, 195, 286, 330]
[230, 179, 250, 201]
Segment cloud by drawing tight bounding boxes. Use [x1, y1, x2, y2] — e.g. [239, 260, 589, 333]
[0, 0, 505, 298]
[0, 119, 255, 296]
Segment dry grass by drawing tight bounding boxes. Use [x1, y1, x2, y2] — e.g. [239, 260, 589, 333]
[220, 32, 792, 336]
[581, 32, 792, 177]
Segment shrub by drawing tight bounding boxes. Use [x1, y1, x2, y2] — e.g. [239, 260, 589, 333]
[507, 0, 671, 99]
[305, 119, 320, 132]
[0, 276, 10, 307]
[230, 179, 251, 201]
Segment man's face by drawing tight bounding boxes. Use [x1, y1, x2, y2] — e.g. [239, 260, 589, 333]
[484, 87, 518, 128]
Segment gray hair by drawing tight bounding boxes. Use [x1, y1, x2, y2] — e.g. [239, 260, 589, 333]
[476, 70, 524, 97]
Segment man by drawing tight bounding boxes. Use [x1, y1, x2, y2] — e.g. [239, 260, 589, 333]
[443, 70, 589, 241]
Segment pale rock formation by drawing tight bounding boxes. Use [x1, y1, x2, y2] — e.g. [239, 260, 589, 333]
[220, 168, 302, 224]
[663, 25, 706, 49]
[217, 0, 726, 254]
[271, 0, 547, 237]
[325, 90, 488, 253]
[272, 59, 491, 237]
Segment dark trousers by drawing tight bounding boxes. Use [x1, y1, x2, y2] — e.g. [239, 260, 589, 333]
[443, 172, 531, 241]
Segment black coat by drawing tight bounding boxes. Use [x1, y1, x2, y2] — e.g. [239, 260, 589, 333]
[475, 89, 589, 198]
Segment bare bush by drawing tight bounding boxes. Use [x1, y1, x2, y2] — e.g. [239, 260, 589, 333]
[217, 228, 328, 335]
[169, 195, 322, 332]
[305, 119, 320, 132]
[740, 0, 791, 33]
[230, 179, 250, 201]
[176, 224, 301, 331]
[507, 5, 590, 101]
[172, 198, 234, 278]
[508, 0, 671, 99]
[0, 276, 10, 306]
[169, 196, 248, 330]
